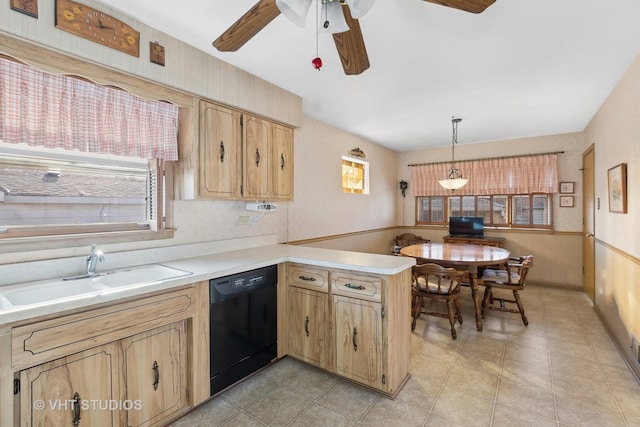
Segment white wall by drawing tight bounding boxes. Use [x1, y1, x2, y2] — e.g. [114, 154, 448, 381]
[584, 53, 640, 372]
[287, 116, 398, 242]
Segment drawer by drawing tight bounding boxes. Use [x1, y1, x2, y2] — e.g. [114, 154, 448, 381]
[332, 272, 382, 302]
[288, 264, 329, 292]
[12, 286, 196, 370]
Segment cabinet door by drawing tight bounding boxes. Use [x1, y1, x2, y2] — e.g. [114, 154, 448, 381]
[289, 287, 328, 368]
[271, 123, 294, 200]
[333, 295, 383, 389]
[121, 322, 187, 427]
[242, 114, 270, 199]
[20, 343, 119, 427]
[200, 101, 241, 198]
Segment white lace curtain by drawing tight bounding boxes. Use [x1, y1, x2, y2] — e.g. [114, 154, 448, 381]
[410, 154, 558, 196]
[0, 56, 179, 160]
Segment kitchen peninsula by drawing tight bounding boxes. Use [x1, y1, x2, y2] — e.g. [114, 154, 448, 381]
[0, 244, 415, 426]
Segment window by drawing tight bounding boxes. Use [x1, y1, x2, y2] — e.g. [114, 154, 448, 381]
[416, 194, 552, 228]
[411, 153, 557, 229]
[0, 142, 167, 238]
[342, 156, 369, 194]
[0, 55, 176, 240]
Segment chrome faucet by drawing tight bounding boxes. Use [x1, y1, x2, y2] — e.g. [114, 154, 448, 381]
[86, 244, 105, 276]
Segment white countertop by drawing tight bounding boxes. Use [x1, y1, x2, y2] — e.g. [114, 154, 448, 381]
[0, 244, 415, 326]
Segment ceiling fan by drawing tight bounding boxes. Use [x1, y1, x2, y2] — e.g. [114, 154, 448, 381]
[212, 0, 496, 75]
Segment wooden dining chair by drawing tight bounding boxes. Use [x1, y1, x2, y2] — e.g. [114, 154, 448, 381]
[411, 263, 466, 339]
[479, 255, 533, 325]
[393, 233, 430, 254]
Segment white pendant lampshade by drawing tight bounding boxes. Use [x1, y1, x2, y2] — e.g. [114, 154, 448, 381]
[276, 0, 313, 27]
[438, 173, 469, 191]
[320, 2, 350, 34]
[345, 0, 376, 19]
[438, 117, 469, 192]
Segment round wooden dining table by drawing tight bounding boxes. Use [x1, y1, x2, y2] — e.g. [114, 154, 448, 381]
[400, 242, 510, 332]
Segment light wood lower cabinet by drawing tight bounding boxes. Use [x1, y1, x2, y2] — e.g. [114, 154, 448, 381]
[333, 295, 382, 388]
[288, 287, 329, 369]
[121, 322, 187, 427]
[20, 343, 120, 427]
[18, 321, 187, 427]
[9, 284, 209, 427]
[285, 263, 411, 397]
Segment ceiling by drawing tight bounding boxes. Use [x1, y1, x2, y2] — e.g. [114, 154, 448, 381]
[97, 0, 640, 152]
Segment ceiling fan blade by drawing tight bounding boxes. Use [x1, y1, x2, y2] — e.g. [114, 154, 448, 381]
[332, 5, 370, 75]
[422, 0, 496, 14]
[213, 0, 281, 52]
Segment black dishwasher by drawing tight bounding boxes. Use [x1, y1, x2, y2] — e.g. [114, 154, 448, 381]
[209, 265, 277, 395]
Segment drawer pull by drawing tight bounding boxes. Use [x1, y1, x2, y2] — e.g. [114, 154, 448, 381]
[255, 148, 261, 167]
[219, 141, 225, 162]
[72, 392, 81, 425]
[298, 275, 316, 282]
[305, 316, 310, 337]
[152, 360, 160, 390]
[352, 327, 358, 352]
[345, 283, 365, 290]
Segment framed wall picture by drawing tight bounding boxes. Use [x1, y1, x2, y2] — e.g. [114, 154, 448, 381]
[10, 0, 38, 18]
[559, 195, 574, 208]
[150, 42, 165, 66]
[608, 163, 627, 213]
[559, 181, 574, 194]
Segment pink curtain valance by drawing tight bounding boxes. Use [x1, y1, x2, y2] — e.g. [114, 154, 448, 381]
[410, 154, 558, 196]
[0, 57, 178, 160]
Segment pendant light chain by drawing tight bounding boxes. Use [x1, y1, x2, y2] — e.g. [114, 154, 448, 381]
[451, 116, 461, 170]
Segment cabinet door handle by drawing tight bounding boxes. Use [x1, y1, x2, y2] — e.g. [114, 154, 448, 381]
[280, 153, 285, 170]
[255, 148, 261, 167]
[152, 360, 160, 390]
[72, 392, 81, 426]
[305, 315, 310, 337]
[345, 283, 365, 290]
[352, 327, 358, 352]
[219, 141, 225, 162]
[298, 275, 316, 282]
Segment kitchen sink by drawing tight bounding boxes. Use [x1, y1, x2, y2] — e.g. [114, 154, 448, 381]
[97, 264, 192, 288]
[0, 264, 192, 308]
[2, 280, 109, 306]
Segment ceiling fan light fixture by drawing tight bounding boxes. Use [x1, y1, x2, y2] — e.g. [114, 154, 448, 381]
[344, 0, 376, 19]
[320, 2, 350, 34]
[276, 0, 313, 27]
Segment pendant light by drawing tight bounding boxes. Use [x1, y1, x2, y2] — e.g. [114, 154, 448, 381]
[438, 117, 469, 192]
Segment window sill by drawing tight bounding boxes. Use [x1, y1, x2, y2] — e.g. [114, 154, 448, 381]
[0, 229, 175, 255]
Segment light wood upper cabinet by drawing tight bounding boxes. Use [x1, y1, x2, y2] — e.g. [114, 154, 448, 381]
[243, 114, 294, 201]
[198, 100, 294, 201]
[199, 101, 242, 198]
[242, 115, 270, 199]
[270, 123, 294, 199]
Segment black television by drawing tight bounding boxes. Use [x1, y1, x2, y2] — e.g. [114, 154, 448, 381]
[449, 216, 484, 237]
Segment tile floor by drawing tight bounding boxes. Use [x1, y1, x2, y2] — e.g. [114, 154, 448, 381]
[170, 286, 640, 427]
